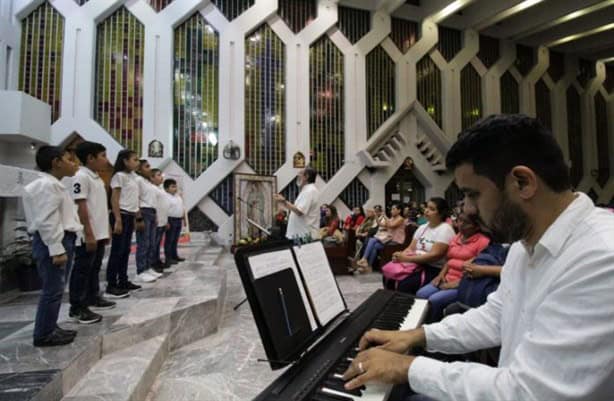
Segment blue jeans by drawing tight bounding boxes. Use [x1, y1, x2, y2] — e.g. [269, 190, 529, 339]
[136, 208, 156, 274]
[363, 237, 385, 266]
[152, 226, 166, 264]
[32, 232, 76, 340]
[165, 217, 182, 260]
[416, 283, 459, 322]
[106, 212, 135, 287]
[70, 239, 106, 308]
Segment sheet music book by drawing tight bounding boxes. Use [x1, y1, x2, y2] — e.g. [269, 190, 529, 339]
[248, 249, 317, 331]
[234, 240, 347, 370]
[293, 242, 346, 327]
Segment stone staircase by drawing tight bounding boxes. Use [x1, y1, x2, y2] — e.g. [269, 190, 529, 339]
[0, 241, 228, 401]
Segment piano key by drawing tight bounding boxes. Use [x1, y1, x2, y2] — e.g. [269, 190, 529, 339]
[318, 388, 354, 400]
[321, 383, 393, 401]
[323, 379, 362, 396]
[399, 299, 429, 331]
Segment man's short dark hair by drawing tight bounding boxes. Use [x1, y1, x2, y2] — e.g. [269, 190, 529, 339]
[446, 114, 571, 192]
[164, 178, 177, 189]
[35, 145, 66, 172]
[75, 141, 106, 165]
[303, 166, 317, 184]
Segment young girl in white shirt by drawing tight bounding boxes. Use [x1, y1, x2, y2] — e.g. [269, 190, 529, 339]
[105, 149, 141, 298]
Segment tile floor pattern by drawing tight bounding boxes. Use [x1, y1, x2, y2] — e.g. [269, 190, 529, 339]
[0, 238, 384, 401]
[0, 236, 218, 401]
[147, 252, 383, 401]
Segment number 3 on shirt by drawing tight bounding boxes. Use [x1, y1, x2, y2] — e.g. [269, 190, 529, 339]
[73, 183, 81, 194]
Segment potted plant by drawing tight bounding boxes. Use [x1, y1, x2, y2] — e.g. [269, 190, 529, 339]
[0, 226, 40, 292]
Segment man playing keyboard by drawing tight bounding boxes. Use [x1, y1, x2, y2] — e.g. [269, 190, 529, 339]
[343, 114, 614, 401]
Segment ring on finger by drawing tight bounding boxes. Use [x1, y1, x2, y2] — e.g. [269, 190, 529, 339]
[358, 361, 365, 374]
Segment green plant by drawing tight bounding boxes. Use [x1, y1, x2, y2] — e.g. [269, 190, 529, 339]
[0, 227, 34, 270]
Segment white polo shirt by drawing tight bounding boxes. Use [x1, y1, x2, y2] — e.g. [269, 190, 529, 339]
[286, 183, 320, 240]
[409, 193, 614, 401]
[136, 175, 158, 209]
[166, 193, 185, 218]
[154, 185, 169, 227]
[110, 171, 139, 213]
[71, 166, 110, 241]
[23, 173, 83, 256]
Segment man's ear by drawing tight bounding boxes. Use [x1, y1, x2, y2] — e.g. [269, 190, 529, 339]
[510, 166, 537, 199]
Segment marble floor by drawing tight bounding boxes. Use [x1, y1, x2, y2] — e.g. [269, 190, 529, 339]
[0, 237, 385, 401]
[147, 251, 384, 401]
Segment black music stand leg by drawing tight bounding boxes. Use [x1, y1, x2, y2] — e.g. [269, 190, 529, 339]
[233, 297, 248, 311]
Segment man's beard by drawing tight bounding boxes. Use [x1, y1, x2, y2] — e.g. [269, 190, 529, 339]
[486, 192, 532, 244]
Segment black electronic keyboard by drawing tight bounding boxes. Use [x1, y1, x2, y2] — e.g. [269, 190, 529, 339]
[253, 290, 428, 401]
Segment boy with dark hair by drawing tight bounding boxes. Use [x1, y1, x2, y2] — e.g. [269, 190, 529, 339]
[150, 168, 169, 271]
[135, 159, 161, 282]
[163, 179, 186, 264]
[23, 146, 82, 346]
[69, 141, 115, 325]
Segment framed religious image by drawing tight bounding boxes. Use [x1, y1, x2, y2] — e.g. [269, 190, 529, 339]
[233, 173, 277, 244]
[148, 140, 164, 158]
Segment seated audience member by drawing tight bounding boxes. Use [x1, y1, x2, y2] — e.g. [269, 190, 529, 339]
[389, 197, 455, 294]
[341, 114, 614, 401]
[354, 204, 405, 273]
[320, 205, 343, 244]
[352, 208, 377, 261]
[455, 242, 508, 309]
[344, 206, 365, 231]
[416, 212, 490, 322]
[319, 204, 329, 228]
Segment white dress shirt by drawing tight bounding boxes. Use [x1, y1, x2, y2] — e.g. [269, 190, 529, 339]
[166, 193, 185, 218]
[72, 166, 110, 241]
[286, 183, 321, 240]
[136, 175, 158, 209]
[408, 192, 614, 401]
[23, 173, 83, 256]
[110, 171, 139, 213]
[154, 185, 169, 227]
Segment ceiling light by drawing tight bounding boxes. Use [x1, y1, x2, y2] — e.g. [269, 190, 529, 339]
[546, 23, 614, 47]
[429, 0, 475, 23]
[511, 1, 614, 40]
[475, 0, 546, 31]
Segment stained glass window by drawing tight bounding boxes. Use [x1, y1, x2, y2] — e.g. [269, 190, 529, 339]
[310, 36, 344, 182]
[340, 178, 369, 208]
[188, 207, 218, 232]
[535, 78, 551, 131]
[337, 6, 370, 45]
[210, 174, 233, 215]
[548, 51, 565, 83]
[390, 18, 419, 54]
[500, 71, 519, 114]
[460, 64, 482, 129]
[245, 24, 286, 176]
[278, 0, 316, 34]
[477, 35, 499, 69]
[211, 0, 254, 21]
[94, 7, 144, 154]
[281, 178, 299, 203]
[148, 0, 174, 12]
[515, 44, 535, 77]
[19, 1, 64, 123]
[437, 27, 462, 62]
[173, 13, 219, 179]
[366, 46, 395, 137]
[417, 56, 442, 127]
